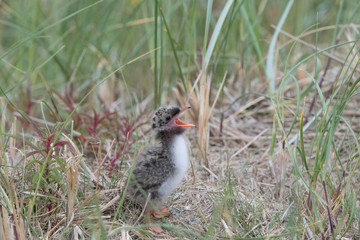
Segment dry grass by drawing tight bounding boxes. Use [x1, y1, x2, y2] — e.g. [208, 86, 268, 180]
[2, 63, 360, 239]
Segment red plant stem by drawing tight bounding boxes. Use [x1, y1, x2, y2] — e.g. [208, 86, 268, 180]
[306, 180, 313, 212]
[306, 190, 312, 211]
[9, 214, 19, 240]
[308, 56, 332, 115]
[323, 180, 334, 235]
[307, 40, 339, 122]
[219, 111, 224, 137]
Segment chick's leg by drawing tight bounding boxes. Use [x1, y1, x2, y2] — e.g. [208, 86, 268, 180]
[152, 207, 170, 219]
[145, 211, 164, 233]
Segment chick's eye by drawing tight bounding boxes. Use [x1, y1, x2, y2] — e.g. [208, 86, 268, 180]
[166, 116, 171, 121]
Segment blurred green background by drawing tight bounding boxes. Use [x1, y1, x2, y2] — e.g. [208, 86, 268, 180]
[1, 0, 358, 106]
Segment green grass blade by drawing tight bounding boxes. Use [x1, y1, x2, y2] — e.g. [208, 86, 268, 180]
[266, 0, 294, 93]
[158, 3, 186, 91]
[204, 0, 234, 70]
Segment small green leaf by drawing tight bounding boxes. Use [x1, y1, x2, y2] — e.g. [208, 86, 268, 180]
[55, 157, 66, 168]
[51, 168, 62, 183]
[32, 171, 41, 185]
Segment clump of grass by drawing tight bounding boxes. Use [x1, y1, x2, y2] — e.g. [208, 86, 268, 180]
[271, 30, 360, 240]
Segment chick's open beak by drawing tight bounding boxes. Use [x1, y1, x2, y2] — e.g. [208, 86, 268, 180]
[174, 106, 195, 128]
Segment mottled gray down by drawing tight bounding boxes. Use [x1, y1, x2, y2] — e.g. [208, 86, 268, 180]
[127, 144, 175, 209]
[151, 106, 181, 131]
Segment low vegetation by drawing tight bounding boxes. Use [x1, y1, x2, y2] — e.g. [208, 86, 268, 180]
[1, 0, 360, 239]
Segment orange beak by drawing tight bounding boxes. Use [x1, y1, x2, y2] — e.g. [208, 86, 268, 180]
[174, 106, 195, 128]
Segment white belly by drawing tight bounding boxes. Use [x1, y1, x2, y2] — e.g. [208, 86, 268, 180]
[158, 135, 189, 198]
